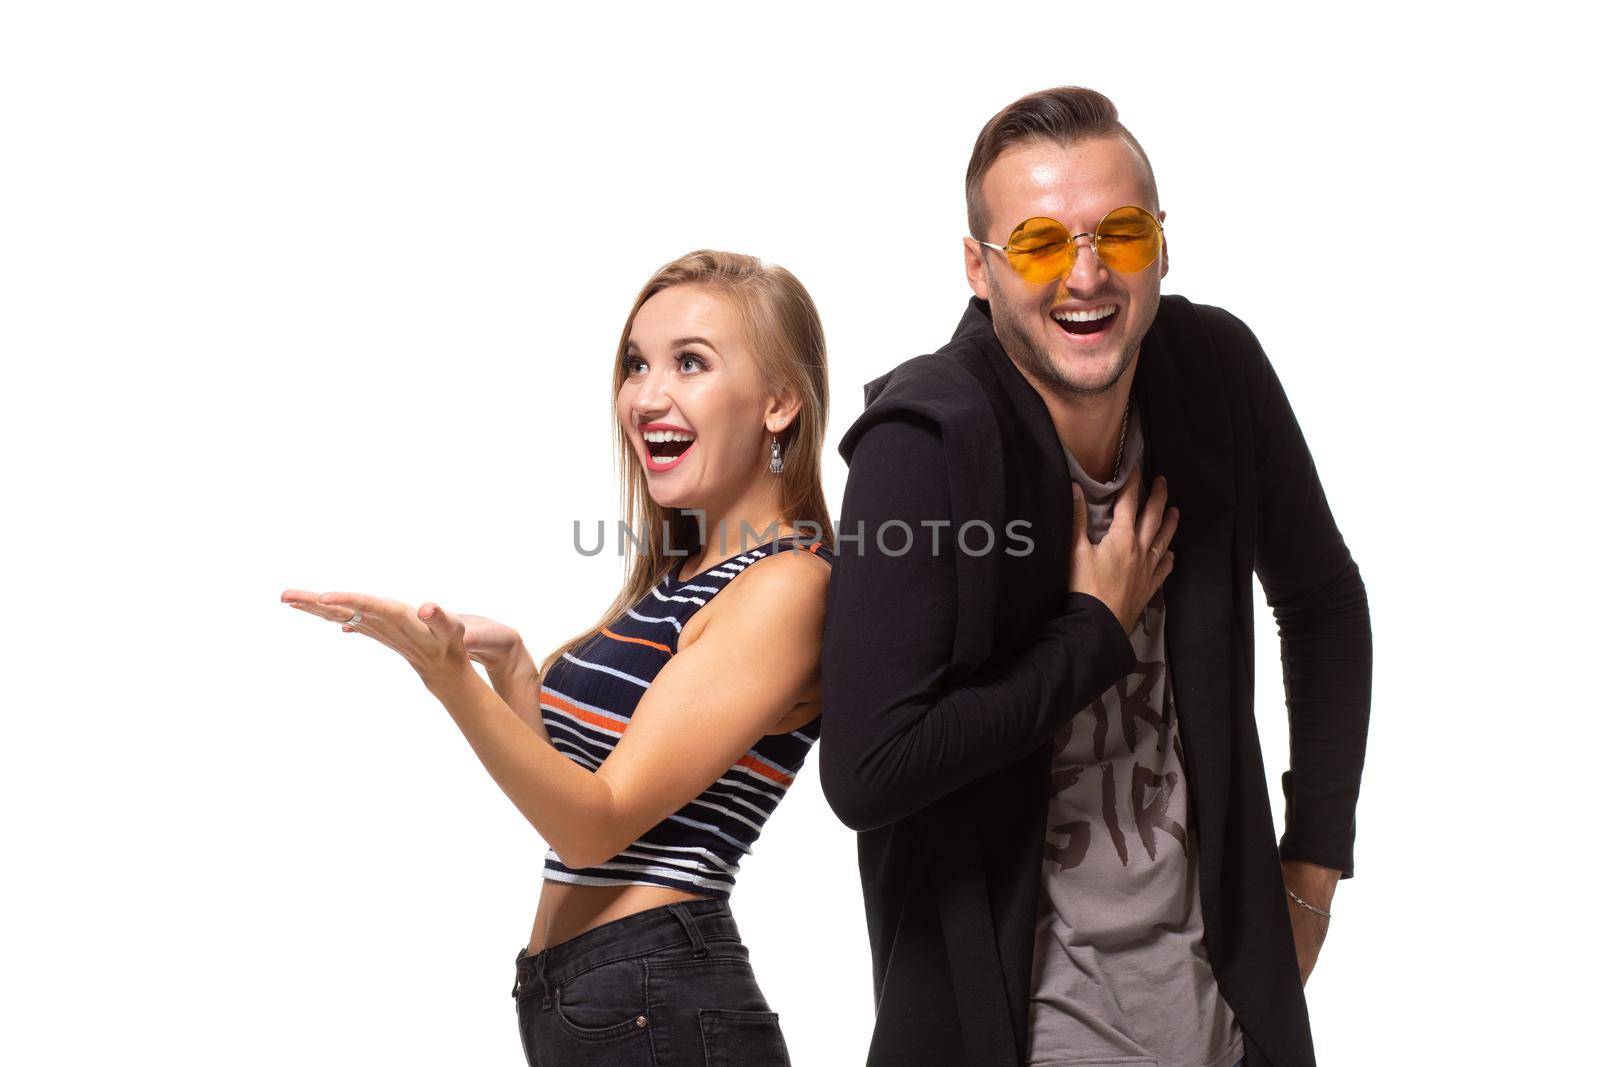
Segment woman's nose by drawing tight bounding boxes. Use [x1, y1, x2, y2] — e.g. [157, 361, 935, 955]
[631, 369, 671, 414]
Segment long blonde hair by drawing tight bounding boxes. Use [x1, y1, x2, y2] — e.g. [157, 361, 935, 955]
[538, 249, 833, 680]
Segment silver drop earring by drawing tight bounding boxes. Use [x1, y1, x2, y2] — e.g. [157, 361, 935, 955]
[769, 434, 784, 474]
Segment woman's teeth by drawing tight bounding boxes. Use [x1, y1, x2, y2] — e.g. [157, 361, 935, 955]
[643, 430, 696, 462]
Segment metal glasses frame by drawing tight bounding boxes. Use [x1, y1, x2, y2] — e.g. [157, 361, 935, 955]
[973, 204, 1164, 277]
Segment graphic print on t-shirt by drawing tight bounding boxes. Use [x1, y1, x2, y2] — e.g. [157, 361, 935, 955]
[1044, 586, 1187, 873]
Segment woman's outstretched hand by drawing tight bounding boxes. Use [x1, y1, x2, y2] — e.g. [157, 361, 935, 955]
[280, 588, 472, 694]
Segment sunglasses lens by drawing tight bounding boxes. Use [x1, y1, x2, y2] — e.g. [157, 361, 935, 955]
[1005, 218, 1075, 284]
[1094, 206, 1161, 273]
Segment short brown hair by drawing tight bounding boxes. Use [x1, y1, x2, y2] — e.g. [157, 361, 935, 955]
[965, 86, 1158, 242]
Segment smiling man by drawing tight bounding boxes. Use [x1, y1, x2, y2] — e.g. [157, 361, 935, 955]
[820, 88, 1373, 1066]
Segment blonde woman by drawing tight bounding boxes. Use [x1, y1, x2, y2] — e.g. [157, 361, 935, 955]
[283, 250, 834, 1066]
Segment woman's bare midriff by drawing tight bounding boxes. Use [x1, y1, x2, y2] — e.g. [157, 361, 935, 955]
[527, 880, 710, 955]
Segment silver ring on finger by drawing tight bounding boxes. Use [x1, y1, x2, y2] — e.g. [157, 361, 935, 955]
[345, 610, 364, 626]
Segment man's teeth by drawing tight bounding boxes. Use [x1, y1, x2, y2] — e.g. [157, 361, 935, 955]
[643, 430, 696, 443]
[1052, 306, 1117, 323]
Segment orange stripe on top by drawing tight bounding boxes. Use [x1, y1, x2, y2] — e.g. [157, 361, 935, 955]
[542, 691, 629, 737]
[601, 626, 672, 655]
[548, 695, 794, 787]
[735, 753, 795, 788]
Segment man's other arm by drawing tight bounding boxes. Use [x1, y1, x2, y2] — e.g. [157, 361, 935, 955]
[819, 414, 1136, 832]
[1228, 312, 1374, 880]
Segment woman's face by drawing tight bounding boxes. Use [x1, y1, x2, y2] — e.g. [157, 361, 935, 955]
[618, 285, 781, 513]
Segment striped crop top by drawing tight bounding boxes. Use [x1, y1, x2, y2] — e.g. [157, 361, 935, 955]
[538, 535, 834, 899]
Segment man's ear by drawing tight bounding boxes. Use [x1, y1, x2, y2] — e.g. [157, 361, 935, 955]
[1158, 208, 1170, 281]
[963, 238, 991, 300]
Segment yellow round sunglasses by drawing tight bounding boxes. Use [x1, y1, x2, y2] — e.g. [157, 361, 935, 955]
[975, 205, 1164, 284]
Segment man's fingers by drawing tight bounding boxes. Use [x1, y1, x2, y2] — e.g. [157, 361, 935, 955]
[1136, 474, 1168, 546]
[1110, 464, 1141, 529]
[1070, 481, 1087, 543]
[1152, 505, 1180, 559]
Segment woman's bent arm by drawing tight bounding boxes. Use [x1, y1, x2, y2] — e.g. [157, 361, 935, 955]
[427, 551, 828, 869]
[425, 665, 617, 864]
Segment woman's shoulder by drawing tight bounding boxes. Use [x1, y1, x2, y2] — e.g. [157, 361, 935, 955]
[706, 538, 829, 613]
[675, 537, 830, 654]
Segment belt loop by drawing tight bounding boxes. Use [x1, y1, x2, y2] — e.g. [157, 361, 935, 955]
[667, 902, 709, 958]
[534, 952, 553, 1010]
[511, 948, 526, 998]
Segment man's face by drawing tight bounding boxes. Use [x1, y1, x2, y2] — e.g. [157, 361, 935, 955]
[963, 135, 1168, 399]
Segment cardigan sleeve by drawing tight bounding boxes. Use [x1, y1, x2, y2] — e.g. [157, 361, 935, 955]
[818, 413, 1137, 832]
[1224, 311, 1375, 879]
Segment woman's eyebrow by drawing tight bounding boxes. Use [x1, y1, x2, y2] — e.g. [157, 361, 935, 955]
[624, 336, 720, 354]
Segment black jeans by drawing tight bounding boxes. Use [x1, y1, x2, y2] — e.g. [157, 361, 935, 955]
[510, 898, 791, 1066]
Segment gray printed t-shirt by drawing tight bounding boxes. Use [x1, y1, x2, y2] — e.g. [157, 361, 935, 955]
[1026, 403, 1245, 1067]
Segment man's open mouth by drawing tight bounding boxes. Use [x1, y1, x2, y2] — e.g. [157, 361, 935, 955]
[1052, 304, 1119, 336]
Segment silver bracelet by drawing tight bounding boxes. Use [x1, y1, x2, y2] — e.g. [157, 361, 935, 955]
[1285, 886, 1332, 919]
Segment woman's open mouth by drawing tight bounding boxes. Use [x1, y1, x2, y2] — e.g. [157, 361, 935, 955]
[642, 428, 697, 473]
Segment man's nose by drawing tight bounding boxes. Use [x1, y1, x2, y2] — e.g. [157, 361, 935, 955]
[1064, 233, 1107, 292]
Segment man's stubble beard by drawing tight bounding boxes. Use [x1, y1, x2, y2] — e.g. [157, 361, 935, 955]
[986, 275, 1156, 401]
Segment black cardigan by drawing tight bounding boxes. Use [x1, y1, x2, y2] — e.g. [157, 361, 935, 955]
[818, 295, 1372, 1066]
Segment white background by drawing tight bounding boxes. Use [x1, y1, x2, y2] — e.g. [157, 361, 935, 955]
[3, 2, 1593, 1063]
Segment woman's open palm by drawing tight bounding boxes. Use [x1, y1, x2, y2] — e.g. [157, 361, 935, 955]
[281, 588, 470, 691]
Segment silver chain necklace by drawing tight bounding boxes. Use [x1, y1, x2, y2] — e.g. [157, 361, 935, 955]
[1110, 399, 1131, 481]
